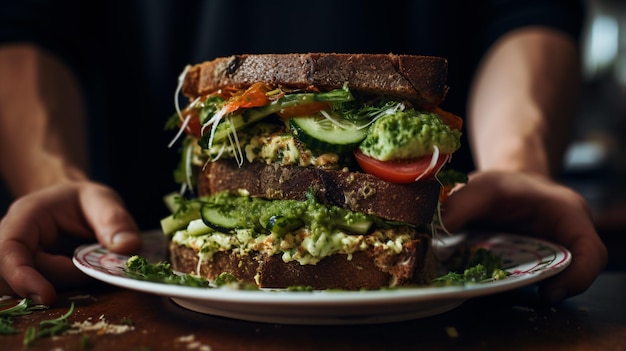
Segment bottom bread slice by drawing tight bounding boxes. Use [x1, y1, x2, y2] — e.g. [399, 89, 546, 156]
[169, 236, 437, 290]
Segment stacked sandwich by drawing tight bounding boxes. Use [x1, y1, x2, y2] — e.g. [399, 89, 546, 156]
[162, 53, 462, 290]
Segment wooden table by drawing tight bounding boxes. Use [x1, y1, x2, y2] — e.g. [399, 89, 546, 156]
[1, 269, 625, 351]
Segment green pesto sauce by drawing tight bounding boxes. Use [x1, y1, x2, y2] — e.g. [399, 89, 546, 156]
[207, 191, 373, 237]
[359, 110, 461, 161]
[171, 191, 413, 265]
[208, 191, 269, 231]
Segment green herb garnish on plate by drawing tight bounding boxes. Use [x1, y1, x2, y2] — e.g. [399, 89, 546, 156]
[124, 255, 210, 287]
[433, 247, 509, 286]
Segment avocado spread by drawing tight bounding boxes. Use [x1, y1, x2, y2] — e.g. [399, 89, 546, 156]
[359, 110, 461, 161]
[169, 192, 416, 265]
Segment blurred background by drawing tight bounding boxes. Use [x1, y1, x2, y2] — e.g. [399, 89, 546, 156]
[560, 0, 626, 269]
[561, 0, 626, 236]
[0, 0, 624, 259]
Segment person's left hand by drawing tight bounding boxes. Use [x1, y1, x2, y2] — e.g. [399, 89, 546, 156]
[0, 181, 142, 304]
[440, 170, 607, 303]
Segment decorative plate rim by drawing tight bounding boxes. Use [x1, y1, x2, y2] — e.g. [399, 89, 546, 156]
[73, 230, 571, 323]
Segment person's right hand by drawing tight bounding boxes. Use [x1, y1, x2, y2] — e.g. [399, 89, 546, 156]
[441, 171, 608, 303]
[0, 181, 142, 305]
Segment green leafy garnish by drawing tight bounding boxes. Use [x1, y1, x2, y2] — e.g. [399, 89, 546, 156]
[338, 97, 405, 124]
[436, 169, 469, 187]
[23, 303, 75, 346]
[80, 333, 93, 349]
[433, 247, 509, 286]
[213, 272, 238, 286]
[0, 299, 48, 335]
[171, 137, 197, 188]
[124, 255, 210, 287]
[213, 272, 258, 290]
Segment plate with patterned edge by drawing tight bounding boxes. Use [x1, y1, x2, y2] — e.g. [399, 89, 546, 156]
[73, 230, 570, 325]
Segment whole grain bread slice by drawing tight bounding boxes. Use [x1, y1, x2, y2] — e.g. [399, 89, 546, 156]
[169, 233, 436, 290]
[198, 159, 441, 226]
[182, 53, 449, 109]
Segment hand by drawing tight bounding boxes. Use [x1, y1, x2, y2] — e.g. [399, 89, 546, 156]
[0, 182, 142, 305]
[441, 171, 607, 303]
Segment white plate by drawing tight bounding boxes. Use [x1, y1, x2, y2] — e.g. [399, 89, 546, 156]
[73, 230, 571, 325]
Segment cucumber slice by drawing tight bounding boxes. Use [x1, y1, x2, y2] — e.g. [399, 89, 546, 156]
[162, 192, 181, 213]
[200, 204, 240, 233]
[160, 198, 202, 235]
[185, 218, 213, 236]
[199, 86, 354, 147]
[160, 212, 201, 235]
[335, 218, 373, 235]
[290, 115, 367, 153]
[265, 215, 305, 236]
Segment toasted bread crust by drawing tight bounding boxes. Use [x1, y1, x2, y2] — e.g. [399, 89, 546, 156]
[169, 234, 436, 290]
[170, 53, 446, 290]
[182, 53, 448, 109]
[198, 159, 441, 226]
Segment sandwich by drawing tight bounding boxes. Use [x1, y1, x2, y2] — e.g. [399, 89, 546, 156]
[161, 53, 462, 290]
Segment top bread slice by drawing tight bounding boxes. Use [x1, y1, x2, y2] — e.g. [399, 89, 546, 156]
[182, 53, 449, 109]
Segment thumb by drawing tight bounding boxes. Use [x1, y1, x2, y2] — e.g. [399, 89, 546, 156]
[440, 177, 496, 233]
[79, 183, 142, 254]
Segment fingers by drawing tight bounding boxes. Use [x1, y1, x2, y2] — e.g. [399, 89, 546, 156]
[0, 239, 56, 304]
[0, 187, 74, 303]
[77, 183, 142, 254]
[534, 187, 607, 302]
[538, 245, 607, 302]
[440, 172, 505, 233]
[0, 182, 142, 304]
[441, 171, 607, 303]
[0, 247, 92, 305]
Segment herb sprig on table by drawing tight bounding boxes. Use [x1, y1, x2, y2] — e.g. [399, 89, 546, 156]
[0, 298, 47, 335]
[0, 298, 77, 345]
[23, 302, 75, 346]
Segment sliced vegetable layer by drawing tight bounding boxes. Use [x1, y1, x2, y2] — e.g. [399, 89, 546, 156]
[167, 83, 463, 185]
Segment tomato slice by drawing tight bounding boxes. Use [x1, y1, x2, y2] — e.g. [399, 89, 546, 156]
[178, 107, 202, 138]
[354, 149, 449, 184]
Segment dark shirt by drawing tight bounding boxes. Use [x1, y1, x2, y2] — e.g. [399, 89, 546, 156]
[0, 0, 584, 229]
